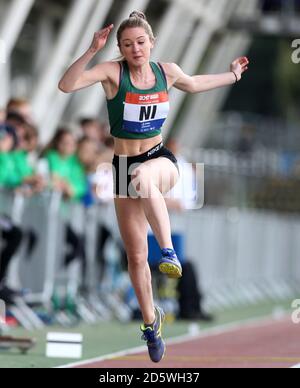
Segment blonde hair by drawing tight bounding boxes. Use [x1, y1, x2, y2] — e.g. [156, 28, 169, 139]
[6, 98, 30, 111]
[117, 11, 155, 47]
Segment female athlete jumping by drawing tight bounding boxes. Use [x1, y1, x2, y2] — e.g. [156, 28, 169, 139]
[59, 11, 249, 363]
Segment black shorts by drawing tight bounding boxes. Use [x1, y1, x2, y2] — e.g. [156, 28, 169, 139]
[112, 142, 179, 197]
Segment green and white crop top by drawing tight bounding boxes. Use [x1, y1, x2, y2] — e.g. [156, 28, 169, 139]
[107, 61, 169, 139]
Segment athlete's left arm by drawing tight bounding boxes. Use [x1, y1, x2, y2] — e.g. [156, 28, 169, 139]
[162, 57, 249, 93]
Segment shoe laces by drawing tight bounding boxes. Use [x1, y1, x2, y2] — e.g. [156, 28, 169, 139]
[141, 327, 156, 343]
[161, 248, 176, 258]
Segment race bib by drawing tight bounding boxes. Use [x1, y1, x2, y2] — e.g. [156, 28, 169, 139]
[123, 91, 169, 133]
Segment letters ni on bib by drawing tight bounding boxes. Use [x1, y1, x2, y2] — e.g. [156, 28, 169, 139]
[123, 92, 169, 133]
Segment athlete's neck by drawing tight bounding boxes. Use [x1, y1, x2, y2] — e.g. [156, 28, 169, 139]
[128, 62, 154, 84]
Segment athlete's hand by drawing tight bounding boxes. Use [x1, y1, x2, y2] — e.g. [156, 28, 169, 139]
[89, 24, 114, 53]
[230, 57, 249, 81]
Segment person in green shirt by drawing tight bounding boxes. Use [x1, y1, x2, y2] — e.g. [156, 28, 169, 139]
[15, 124, 45, 194]
[0, 123, 45, 193]
[0, 124, 21, 188]
[43, 128, 87, 277]
[44, 128, 87, 201]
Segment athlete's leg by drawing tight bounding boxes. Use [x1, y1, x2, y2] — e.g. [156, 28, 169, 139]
[114, 197, 155, 325]
[131, 157, 179, 249]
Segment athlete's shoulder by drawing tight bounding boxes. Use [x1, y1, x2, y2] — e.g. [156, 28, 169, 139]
[158, 63, 185, 87]
[91, 61, 121, 84]
[93, 61, 120, 73]
[159, 62, 178, 70]
[159, 63, 183, 76]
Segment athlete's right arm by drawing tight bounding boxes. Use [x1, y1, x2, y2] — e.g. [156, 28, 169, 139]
[58, 25, 114, 93]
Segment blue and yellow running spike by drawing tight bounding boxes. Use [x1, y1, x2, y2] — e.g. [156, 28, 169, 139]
[159, 248, 182, 279]
[141, 306, 166, 363]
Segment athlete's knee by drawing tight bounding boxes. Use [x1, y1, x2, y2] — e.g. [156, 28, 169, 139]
[131, 166, 154, 197]
[127, 249, 148, 269]
[132, 166, 150, 183]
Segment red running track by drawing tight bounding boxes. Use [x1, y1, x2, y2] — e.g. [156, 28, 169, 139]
[74, 317, 300, 369]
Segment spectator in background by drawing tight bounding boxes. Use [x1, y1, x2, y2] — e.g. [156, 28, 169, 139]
[43, 128, 87, 273]
[77, 137, 99, 172]
[5, 111, 28, 151]
[0, 121, 44, 195]
[24, 123, 40, 165]
[0, 122, 42, 303]
[77, 136, 114, 205]
[78, 118, 108, 150]
[6, 98, 34, 125]
[14, 124, 45, 196]
[0, 125, 23, 304]
[102, 136, 115, 162]
[0, 124, 19, 189]
[43, 128, 87, 201]
[77, 136, 103, 206]
[5, 97, 35, 152]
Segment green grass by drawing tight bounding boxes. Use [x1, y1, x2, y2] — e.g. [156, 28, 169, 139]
[0, 298, 296, 368]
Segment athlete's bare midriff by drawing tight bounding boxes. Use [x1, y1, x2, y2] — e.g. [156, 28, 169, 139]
[113, 134, 163, 157]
